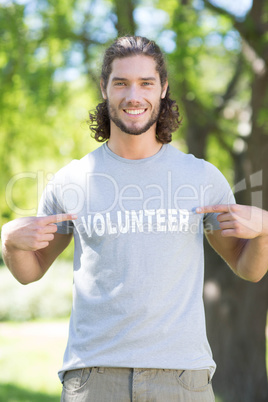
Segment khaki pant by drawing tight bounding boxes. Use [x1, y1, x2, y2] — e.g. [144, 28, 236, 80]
[61, 367, 215, 402]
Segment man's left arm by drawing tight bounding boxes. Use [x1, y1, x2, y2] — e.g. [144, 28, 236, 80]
[196, 204, 268, 282]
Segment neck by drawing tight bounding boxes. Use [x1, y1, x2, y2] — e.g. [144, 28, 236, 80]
[108, 123, 162, 160]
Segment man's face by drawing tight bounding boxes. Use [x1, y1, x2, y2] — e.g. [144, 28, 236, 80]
[101, 55, 168, 136]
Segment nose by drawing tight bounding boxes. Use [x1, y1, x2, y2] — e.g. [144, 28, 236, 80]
[125, 84, 142, 105]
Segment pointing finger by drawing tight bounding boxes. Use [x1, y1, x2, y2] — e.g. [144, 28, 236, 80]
[196, 205, 234, 214]
[39, 214, 77, 226]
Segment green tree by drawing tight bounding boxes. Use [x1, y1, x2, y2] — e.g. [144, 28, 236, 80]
[114, 0, 136, 35]
[169, 1, 268, 400]
[0, 0, 115, 226]
[1, 1, 267, 400]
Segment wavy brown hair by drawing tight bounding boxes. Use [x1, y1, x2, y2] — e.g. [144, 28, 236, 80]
[88, 36, 182, 144]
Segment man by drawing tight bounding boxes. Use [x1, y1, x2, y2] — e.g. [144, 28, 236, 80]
[2, 36, 268, 402]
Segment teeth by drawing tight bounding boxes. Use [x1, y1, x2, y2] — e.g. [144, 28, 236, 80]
[125, 109, 145, 115]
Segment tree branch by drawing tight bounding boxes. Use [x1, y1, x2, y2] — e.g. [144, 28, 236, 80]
[216, 55, 244, 113]
[241, 39, 267, 76]
[203, 0, 236, 21]
[203, 0, 268, 65]
[202, 0, 248, 45]
[212, 127, 235, 157]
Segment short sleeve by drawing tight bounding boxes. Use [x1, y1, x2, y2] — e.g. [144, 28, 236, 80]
[202, 163, 236, 232]
[37, 171, 74, 235]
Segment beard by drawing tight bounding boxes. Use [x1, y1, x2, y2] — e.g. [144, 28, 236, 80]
[107, 99, 161, 136]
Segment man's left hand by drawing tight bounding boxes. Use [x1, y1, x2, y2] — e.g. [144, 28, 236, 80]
[196, 204, 268, 239]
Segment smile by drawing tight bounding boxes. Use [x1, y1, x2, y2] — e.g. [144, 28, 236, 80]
[124, 109, 146, 115]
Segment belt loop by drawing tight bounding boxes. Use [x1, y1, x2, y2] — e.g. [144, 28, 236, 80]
[97, 367, 105, 374]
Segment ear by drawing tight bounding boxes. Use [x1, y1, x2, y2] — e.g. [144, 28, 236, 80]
[161, 81, 168, 99]
[100, 79, 107, 99]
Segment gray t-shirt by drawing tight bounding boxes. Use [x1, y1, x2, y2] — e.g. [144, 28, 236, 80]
[38, 143, 235, 382]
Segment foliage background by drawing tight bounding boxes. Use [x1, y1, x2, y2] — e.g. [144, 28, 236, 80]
[1, 0, 248, 227]
[1, 0, 268, 401]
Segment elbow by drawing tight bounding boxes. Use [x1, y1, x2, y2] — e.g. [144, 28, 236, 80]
[19, 279, 34, 286]
[238, 271, 266, 283]
[235, 261, 267, 283]
[16, 277, 34, 286]
[248, 266, 268, 283]
[249, 274, 266, 283]
[14, 272, 42, 286]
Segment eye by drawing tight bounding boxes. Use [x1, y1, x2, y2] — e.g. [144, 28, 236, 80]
[141, 81, 155, 87]
[114, 82, 126, 86]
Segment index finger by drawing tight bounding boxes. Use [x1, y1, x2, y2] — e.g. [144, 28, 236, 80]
[196, 205, 232, 214]
[39, 213, 77, 225]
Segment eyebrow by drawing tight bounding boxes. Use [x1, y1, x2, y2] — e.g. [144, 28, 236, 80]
[112, 77, 157, 82]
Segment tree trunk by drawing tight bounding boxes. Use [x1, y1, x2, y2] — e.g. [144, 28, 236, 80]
[203, 70, 268, 402]
[204, 241, 268, 402]
[113, 0, 136, 36]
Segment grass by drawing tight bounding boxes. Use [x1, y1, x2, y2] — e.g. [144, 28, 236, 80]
[0, 385, 59, 402]
[0, 320, 68, 401]
[0, 261, 72, 401]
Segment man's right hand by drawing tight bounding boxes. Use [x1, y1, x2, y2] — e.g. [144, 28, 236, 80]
[2, 214, 77, 252]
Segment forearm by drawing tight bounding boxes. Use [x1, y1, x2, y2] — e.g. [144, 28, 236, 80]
[236, 210, 268, 282]
[236, 235, 268, 282]
[205, 206, 268, 283]
[2, 243, 45, 285]
[1, 216, 74, 285]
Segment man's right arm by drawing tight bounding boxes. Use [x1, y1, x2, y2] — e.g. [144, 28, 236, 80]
[1, 214, 76, 285]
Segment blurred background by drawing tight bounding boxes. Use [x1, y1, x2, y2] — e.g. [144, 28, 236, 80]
[0, 0, 267, 401]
